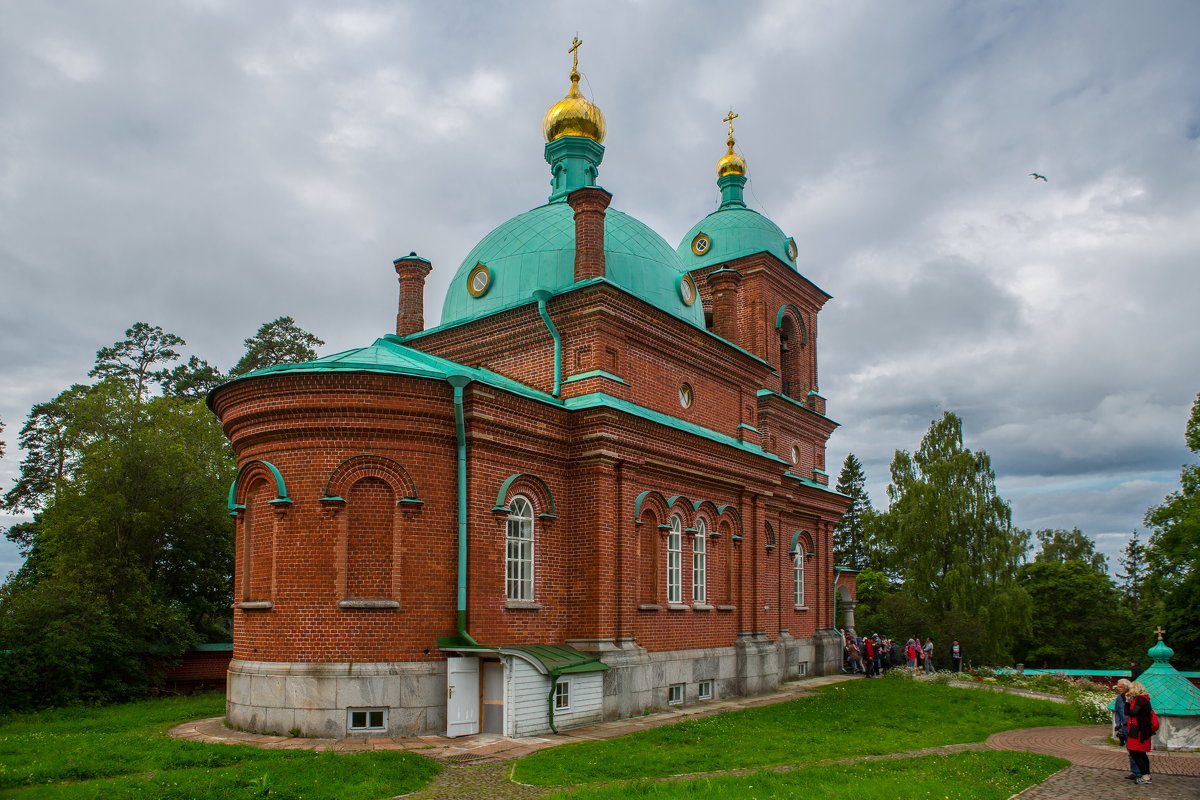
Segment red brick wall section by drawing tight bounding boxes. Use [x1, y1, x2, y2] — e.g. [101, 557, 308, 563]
[346, 477, 394, 599]
[162, 650, 233, 690]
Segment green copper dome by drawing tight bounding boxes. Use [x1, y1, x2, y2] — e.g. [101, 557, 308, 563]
[441, 200, 705, 327]
[677, 205, 796, 271]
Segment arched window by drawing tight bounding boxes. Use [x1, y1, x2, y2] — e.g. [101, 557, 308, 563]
[692, 519, 707, 603]
[794, 552, 805, 607]
[667, 515, 683, 604]
[506, 496, 534, 601]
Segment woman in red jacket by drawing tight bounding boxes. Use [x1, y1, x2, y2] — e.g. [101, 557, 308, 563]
[1125, 681, 1154, 784]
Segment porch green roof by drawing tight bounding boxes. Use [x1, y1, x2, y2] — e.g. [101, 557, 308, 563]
[441, 643, 609, 675]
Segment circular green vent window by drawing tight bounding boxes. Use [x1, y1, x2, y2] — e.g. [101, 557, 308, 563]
[691, 232, 712, 256]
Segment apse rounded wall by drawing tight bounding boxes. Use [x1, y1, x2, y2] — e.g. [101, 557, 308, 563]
[211, 372, 460, 667]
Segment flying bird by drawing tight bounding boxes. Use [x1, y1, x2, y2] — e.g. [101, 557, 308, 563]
[1029, 173, 1048, 182]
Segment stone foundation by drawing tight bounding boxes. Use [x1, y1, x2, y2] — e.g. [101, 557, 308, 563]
[228, 631, 844, 738]
[226, 659, 446, 739]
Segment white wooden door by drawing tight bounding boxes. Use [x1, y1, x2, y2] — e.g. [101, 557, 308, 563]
[445, 656, 480, 737]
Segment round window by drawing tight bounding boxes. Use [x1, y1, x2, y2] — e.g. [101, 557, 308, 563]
[679, 383, 694, 409]
[691, 232, 712, 256]
[467, 263, 491, 297]
[786, 237, 798, 261]
[791, 445, 801, 465]
[679, 274, 698, 305]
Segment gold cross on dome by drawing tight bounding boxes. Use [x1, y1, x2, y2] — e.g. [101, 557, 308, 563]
[724, 109, 739, 138]
[569, 36, 582, 71]
[1154, 625, 1166, 641]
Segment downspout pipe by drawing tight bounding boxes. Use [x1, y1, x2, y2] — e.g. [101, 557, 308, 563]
[533, 289, 562, 398]
[447, 374, 478, 646]
[546, 670, 563, 734]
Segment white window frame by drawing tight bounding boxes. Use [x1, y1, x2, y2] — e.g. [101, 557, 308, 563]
[347, 707, 388, 732]
[506, 496, 534, 601]
[698, 680, 713, 700]
[554, 678, 571, 710]
[667, 515, 683, 604]
[794, 551, 805, 607]
[692, 519, 707, 603]
[668, 683, 684, 706]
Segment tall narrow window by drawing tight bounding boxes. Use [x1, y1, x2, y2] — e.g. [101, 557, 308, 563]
[667, 515, 682, 604]
[692, 519, 707, 603]
[794, 552, 805, 607]
[506, 496, 534, 601]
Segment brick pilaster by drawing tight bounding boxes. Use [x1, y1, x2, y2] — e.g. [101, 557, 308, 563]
[708, 268, 743, 347]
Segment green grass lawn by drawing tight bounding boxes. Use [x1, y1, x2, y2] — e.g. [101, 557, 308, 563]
[513, 677, 1083, 786]
[541, 750, 1070, 800]
[0, 693, 440, 799]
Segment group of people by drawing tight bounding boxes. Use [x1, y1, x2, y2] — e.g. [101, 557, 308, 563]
[1113, 678, 1157, 785]
[842, 633, 965, 676]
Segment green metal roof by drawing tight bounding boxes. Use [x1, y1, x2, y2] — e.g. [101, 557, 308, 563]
[442, 643, 609, 675]
[678, 206, 796, 272]
[442, 201, 705, 329]
[207, 335, 554, 408]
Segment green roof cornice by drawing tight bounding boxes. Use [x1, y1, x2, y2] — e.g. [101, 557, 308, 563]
[566, 392, 785, 464]
[414, 276, 771, 369]
[563, 369, 629, 385]
[757, 389, 840, 426]
[784, 471, 848, 497]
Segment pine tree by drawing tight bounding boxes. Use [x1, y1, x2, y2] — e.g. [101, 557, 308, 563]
[1117, 530, 1146, 614]
[833, 453, 874, 569]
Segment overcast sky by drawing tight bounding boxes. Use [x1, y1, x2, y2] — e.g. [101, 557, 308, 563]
[2, 0, 1198, 577]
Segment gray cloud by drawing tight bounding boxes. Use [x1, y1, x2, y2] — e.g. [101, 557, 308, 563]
[2, 1, 1199, 573]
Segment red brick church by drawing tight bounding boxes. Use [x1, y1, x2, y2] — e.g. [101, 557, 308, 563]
[208, 43, 855, 739]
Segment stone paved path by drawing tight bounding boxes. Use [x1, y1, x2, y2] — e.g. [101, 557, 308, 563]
[169, 676, 1200, 799]
[986, 725, 1200, 800]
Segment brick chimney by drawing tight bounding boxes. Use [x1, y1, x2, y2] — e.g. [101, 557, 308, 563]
[567, 187, 613, 282]
[708, 267, 743, 346]
[393, 252, 432, 337]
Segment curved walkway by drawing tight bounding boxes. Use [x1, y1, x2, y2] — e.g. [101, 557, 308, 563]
[987, 725, 1200, 800]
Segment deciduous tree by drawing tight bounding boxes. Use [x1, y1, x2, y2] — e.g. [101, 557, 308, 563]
[876, 412, 1030, 662]
[1033, 528, 1107, 573]
[1143, 392, 1200, 667]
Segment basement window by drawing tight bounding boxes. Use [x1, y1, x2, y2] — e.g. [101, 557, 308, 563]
[348, 708, 387, 732]
[698, 680, 713, 700]
[668, 683, 685, 706]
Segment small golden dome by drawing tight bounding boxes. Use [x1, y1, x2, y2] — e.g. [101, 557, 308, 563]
[717, 135, 747, 177]
[543, 69, 607, 143]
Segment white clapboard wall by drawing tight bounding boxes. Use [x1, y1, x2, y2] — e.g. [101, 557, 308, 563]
[505, 656, 604, 737]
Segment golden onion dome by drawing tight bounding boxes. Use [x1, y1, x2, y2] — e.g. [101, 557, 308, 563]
[716, 135, 747, 177]
[543, 68, 607, 143]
